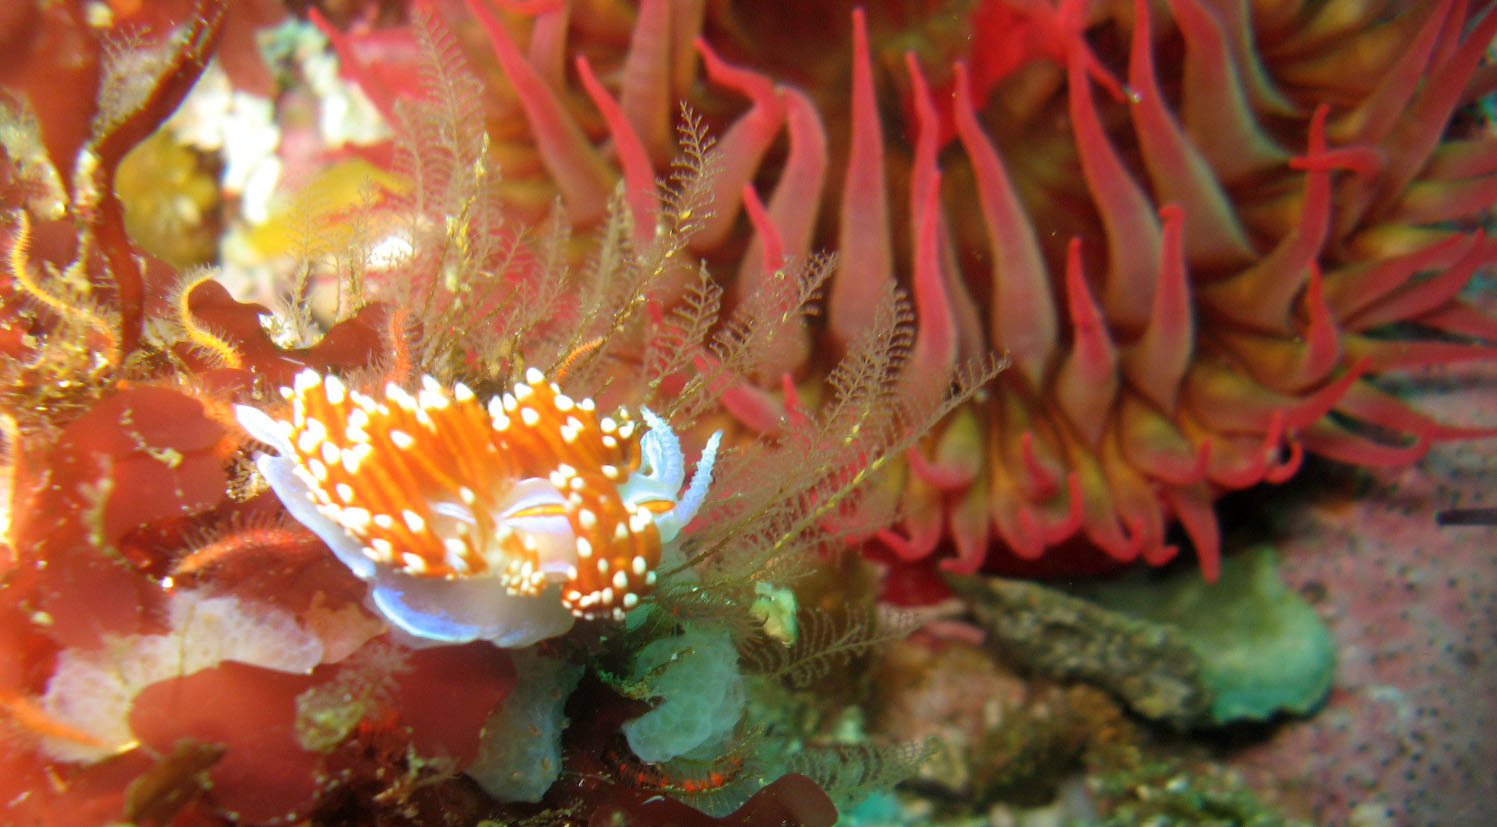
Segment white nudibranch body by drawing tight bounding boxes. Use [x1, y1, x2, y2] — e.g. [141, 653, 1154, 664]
[235, 368, 721, 648]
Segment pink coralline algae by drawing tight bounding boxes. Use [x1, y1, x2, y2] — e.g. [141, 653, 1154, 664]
[317, 0, 1497, 583]
[1231, 351, 1497, 824]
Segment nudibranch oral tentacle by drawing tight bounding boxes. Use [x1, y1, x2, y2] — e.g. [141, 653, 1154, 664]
[234, 367, 722, 647]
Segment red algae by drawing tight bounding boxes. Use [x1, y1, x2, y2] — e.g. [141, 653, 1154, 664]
[15, 387, 227, 649]
[394, 644, 517, 765]
[0, 747, 152, 827]
[50, 388, 227, 540]
[128, 662, 321, 823]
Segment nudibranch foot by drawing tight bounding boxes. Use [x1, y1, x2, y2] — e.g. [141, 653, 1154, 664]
[369, 569, 577, 649]
[234, 368, 723, 648]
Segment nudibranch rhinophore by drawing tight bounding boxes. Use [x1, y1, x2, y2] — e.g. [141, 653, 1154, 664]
[235, 368, 721, 648]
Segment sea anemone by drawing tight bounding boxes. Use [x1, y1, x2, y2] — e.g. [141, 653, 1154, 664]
[317, 0, 1497, 582]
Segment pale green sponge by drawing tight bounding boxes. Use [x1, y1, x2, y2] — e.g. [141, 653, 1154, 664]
[1082, 544, 1336, 724]
[623, 625, 746, 762]
[466, 649, 583, 802]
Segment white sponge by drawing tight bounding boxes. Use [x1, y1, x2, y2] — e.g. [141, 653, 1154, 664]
[37, 591, 323, 762]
